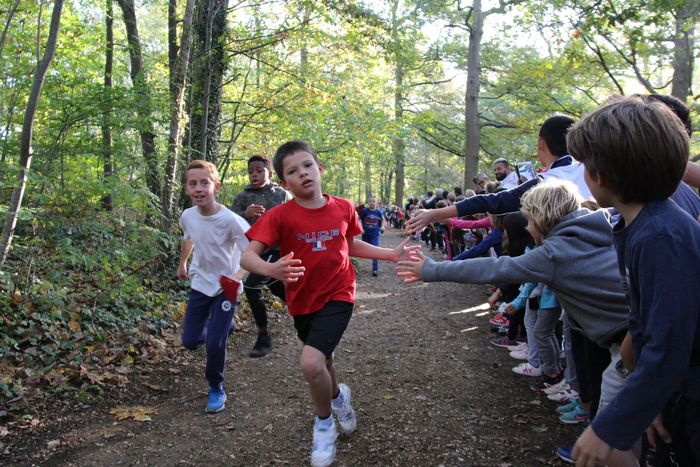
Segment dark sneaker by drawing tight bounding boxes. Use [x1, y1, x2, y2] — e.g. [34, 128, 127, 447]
[205, 387, 227, 413]
[556, 445, 574, 464]
[372, 270, 378, 277]
[249, 333, 272, 358]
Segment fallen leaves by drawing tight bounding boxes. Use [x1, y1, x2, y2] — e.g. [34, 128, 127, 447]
[109, 405, 157, 422]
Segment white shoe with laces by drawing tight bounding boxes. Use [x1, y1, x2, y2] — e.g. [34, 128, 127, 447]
[512, 362, 542, 377]
[311, 416, 338, 467]
[544, 379, 569, 395]
[547, 388, 580, 403]
[331, 383, 357, 434]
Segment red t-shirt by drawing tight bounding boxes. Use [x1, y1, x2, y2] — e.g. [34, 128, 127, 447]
[245, 195, 363, 316]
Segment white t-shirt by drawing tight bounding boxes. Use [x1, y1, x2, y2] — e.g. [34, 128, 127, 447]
[539, 156, 593, 199]
[499, 171, 520, 190]
[179, 205, 250, 297]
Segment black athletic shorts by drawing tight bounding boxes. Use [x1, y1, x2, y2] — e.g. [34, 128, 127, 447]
[293, 301, 353, 359]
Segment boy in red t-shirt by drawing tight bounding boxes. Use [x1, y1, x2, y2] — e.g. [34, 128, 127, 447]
[241, 140, 418, 467]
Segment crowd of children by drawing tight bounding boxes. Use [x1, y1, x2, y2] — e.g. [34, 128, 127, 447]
[401, 96, 700, 466]
[175, 94, 699, 467]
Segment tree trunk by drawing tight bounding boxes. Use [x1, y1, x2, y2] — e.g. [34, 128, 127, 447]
[168, 0, 178, 97]
[464, 0, 483, 190]
[393, 61, 405, 207]
[190, 0, 228, 163]
[116, 0, 160, 200]
[363, 153, 372, 201]
[162, 0, 196, 231]
[671, 5, 695, 102]
[102, 0, 114, 211]
[1, 87, 20, 163]
[0, 0, 21, 57]
[0, 0, 64, 267]
[299, 4, 310, 84]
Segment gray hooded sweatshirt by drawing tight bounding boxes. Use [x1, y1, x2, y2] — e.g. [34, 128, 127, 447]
[230, 182, 291, 226]
[422, 209, 629, 348]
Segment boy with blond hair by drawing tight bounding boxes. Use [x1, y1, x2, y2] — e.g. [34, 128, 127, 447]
[177, 160, 250, 414]
[241, 140, 419, 467]
[568, 97, 700, 466]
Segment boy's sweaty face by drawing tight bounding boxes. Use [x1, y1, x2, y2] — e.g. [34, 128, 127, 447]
[248, 160, 270, 189]
[280, 151, 323, 199]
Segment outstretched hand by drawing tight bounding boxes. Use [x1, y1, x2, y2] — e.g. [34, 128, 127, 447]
[404, 209, 433, 234]
[392, 237, 422, 262]
[268, 251, 305, 283]
[395, 249, 425, 283]
[572, 425, 612, 466]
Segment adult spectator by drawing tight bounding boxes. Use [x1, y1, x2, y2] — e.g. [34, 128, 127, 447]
[493, 158, 520, 190]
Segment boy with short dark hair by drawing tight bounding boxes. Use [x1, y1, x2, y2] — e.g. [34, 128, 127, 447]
[177, 160, 250, 413]
[568, 97, 700, 466]
[241, 140, 419, 467]
[231, 154, 291, 358]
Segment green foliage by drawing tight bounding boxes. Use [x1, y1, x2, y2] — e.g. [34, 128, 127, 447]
[0, 205, 185, 405]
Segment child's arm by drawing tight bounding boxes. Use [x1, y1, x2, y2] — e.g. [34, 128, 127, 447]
[405, 205, 458, 233]
[450, 216, 492, 230]
[487, 289, 501, 308]
[348, 236, 420, 262]
[177, 240, 194, 280]
[240, 240, 305, 283]
[683, 161, 700, 189]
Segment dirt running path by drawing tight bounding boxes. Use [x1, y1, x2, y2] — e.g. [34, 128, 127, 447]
[8, 230, 577, 466]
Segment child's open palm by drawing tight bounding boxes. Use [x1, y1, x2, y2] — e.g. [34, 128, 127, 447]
[392, 237, 422, 262]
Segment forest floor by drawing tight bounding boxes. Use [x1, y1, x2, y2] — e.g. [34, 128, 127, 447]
[4, 230, 579, 466]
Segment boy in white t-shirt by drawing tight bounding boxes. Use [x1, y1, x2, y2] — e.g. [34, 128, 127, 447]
[177, 160, 250, 414]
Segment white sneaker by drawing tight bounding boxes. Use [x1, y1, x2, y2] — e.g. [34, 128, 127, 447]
[509, 349, 529, 360]
[506, 342, 527, 352]
[311, 416, 338, 467]
[512, 362, 542, 377]
[331, 383, 357, 434]
[547, 388, 579, 403]
[543, 380, 569, 395]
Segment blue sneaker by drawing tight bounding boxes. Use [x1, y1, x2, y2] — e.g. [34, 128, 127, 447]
[559, 405, 589, 424]
[556, 399, 580, 415]
[556, 445, 574, 464]
[205, 387, 227, 413]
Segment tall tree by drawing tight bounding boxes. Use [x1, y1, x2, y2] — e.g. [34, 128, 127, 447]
[163, 0, 196, 230]
[116, 0, 160, 199]
[671, 3, 696, 101]
[0, 0, 21, 57]
[189, 0, 228, 162]
[101, 0, 114, 211]
[0, 0, 64, 266]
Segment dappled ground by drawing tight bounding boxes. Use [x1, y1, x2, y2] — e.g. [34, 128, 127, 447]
[3, 230, 578, 466]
